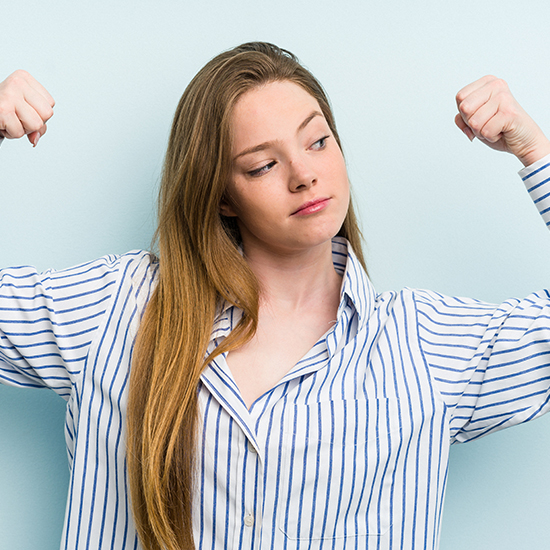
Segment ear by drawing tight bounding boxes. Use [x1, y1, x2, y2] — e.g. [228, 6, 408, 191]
[219, 195, 238, 217]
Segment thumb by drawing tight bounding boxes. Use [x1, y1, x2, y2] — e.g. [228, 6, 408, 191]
[26, 125, 47, 147]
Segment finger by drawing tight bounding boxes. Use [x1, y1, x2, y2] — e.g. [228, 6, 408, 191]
[462, 98, 500, 140]
[477, 110, 512, 144]
[454, 113, 475, 141]
[455, 75, 499, 109]
[22, 85, 54, 124]
[27, 126, 46, 147]
[15, 69, 55, 108]
[457, 79, 506, 128]
[0, 111, 25, 139]
[15, 100, 47, 136]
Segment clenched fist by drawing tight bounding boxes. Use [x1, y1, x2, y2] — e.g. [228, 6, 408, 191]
[0, 70, 55, 147]
[455, 76, 550, 167]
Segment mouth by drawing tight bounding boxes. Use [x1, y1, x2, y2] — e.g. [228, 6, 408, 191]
[291, 197, 331, 216]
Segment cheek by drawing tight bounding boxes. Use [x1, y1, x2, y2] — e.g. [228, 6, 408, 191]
[222, 178, 257, 220]
[231, 175, 283, 216]
[240, 196, 275, 227]
[321, 147, 348, 180]
[329, 156, 350, 216]
[225, 185, 267, 226]
[334, 154, 349, 182]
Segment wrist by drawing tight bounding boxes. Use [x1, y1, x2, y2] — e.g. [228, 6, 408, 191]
[517, 137, 550, 167]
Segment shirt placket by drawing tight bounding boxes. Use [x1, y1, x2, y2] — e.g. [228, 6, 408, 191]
[240, 430, 263, 550]
[200, 356, 264, 550]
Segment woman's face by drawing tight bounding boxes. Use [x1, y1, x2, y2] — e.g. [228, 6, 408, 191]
[221, 80, 350, 258]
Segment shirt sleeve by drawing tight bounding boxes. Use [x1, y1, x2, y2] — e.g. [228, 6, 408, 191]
[415, 155, 550, 444]
[519, 152, 550, 227]
[415, 288, 550, 444]
[0, 254, 129, 400]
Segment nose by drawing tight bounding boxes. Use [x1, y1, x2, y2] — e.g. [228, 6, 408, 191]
[288, 155, 317, 192]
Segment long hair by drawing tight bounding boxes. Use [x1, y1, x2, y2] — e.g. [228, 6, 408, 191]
[126, 42, 366, 550]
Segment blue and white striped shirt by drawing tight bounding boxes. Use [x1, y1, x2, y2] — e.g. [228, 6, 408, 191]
[2, 155, 550, 550]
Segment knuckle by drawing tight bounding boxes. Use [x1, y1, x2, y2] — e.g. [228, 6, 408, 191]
[467, 116, 480, 131]
[27, 123, 39, 134]
[0, 102, 14, 123]
[12, 69, 30, 78]
[458, 102, 471, 117]
[5, 70, 30, 91]
[480, 127, 495, 142]
[32, 121, 44, 133]
[493, 77, 509, 91]
[26, 115, 44, 134]
[0, 100, 9, 116]
[501, 103, 518, 119]
[7, 71, 24, 86]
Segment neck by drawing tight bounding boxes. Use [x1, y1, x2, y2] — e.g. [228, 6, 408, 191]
[242, 239, 342, 311]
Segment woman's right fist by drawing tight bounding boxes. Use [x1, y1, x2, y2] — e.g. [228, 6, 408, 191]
[0, 70, 55, 146]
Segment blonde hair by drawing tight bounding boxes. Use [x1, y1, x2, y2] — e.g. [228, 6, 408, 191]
[126, 42, 365, 550]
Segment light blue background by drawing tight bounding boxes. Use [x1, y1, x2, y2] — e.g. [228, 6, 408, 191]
[1, 1, 550, 548]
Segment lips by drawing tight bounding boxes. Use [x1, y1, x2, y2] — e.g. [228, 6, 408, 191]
[291, 197, 331, 216]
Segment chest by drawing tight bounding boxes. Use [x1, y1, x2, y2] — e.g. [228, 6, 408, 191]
[196, 309, 450, 547]
[226, 308, 337, 409]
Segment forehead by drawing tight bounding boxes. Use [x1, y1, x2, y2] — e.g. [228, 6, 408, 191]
[231, 81, 323, 147]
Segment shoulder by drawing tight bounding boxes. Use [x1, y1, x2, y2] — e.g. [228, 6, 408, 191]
[48, 249, 158, 289]
[43, 250, 159, 304]
[88, 250, 159, 312]
[117, 249, 159, 284]
[396, 287, 498, 321]
[369, 286, 500, 330]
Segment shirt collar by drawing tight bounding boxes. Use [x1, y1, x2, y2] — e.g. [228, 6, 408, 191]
[334, 236, 376, 333]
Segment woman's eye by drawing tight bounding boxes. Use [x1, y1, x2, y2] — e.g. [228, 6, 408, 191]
[311, 135, 330, 150]
[248, 161, 276, 177]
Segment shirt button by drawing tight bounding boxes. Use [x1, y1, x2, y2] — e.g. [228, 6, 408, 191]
[244, 514, 254, 527]
[248, 441, 257, 453]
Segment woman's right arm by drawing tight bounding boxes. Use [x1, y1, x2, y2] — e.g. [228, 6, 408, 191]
[0, 256, 127, 399]
[0, 73, 137, 399]
[0, 70, 55, 147]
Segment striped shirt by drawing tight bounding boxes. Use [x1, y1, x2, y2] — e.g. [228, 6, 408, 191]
[1, 155, 550, 550]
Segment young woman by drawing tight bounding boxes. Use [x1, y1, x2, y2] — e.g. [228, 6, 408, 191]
[1, 42, 550, 550]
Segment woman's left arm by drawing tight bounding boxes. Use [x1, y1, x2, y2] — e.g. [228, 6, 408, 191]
[414, 83, 550, 442]
[455, 75, 550, 167]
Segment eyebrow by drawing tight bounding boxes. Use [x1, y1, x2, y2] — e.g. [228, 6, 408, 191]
[233, 110, 323, 161]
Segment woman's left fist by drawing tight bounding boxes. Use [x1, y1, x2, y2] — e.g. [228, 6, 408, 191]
[455, 75, 550, 166]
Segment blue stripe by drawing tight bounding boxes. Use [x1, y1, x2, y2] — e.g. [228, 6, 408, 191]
[526, 175, 550, 193]
[522, 161, 550, 181]
[0, 279, 117, 302]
